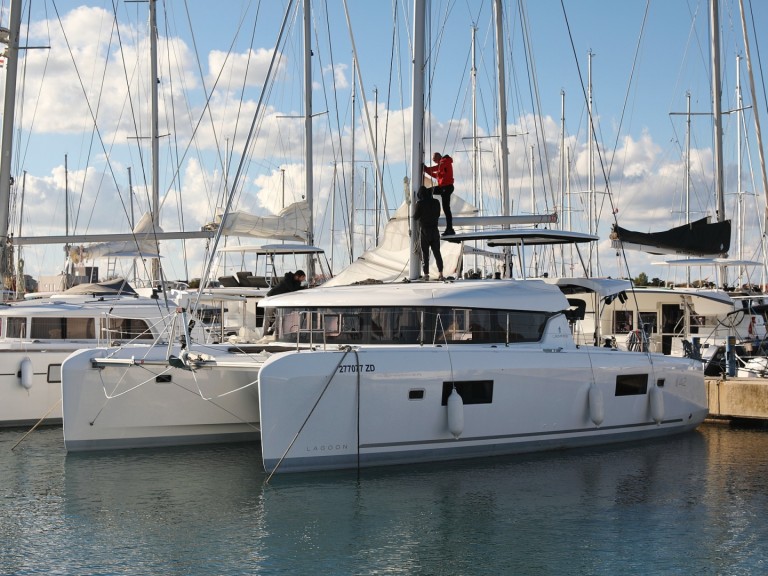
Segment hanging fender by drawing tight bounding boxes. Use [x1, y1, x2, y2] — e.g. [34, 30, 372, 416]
[447, 388, 464, 439]
[19, 357, 33, 390]
[588, 382, 604, 427]
[649, 385, 664, 424]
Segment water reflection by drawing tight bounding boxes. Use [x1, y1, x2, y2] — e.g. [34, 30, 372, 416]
[2, 425, 768, 575]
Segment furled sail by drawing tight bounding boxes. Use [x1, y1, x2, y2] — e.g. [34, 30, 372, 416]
[323, 195, 476, 286]
[69, 212, 162, 263]
[209, 200, 310, 242]
[609, 217, 731, 257]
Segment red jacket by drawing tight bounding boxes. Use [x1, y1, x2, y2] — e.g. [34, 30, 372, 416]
[424, 155, 454, 186]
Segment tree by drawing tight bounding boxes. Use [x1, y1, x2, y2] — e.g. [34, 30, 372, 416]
[633, 272, 649, 286]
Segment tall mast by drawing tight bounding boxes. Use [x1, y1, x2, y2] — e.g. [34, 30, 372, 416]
[0, 0, 21, 288]
[350, 55, 356, 263]
[736, 56, 744, 272]
[710, 0, 725, 224]
[374, 87, 379, 246]
[471, 24, 479, 273]
[409, 0, 426, 280]
[494, 0, 509, 218]
[737, 0, 768, 284]
[686, 91, 692, 286]
[149, 0, 160, 282]
[710, 0, 728, 289]
[559, 90, 566, 276]
[303, 0, 314, 278]
[587, 51, 595, 276]
[494, 0, 511, 277]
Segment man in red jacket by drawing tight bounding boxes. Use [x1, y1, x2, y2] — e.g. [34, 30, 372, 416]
[423, 152, 455, 236]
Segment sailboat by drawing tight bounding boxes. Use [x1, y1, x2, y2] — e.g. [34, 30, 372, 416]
[0, 0, 221, 428]
[605, 0, 768, 365]
[253, 0, 707, 474]
[60, 0, 330, 450]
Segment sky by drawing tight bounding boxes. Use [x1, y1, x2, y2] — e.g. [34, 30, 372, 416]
[2, 0, 767, 287]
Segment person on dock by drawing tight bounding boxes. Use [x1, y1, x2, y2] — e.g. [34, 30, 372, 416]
[422, 152, 455, 236]
[413, 186, 444, 281]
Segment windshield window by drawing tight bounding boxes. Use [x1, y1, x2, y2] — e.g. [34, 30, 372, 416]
[273, 306, 551, 345]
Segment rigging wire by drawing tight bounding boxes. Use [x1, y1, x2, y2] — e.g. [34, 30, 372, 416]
[316, 0, 351, 261]
[48, 0, 152, 278]
[559, 0, 627, 280]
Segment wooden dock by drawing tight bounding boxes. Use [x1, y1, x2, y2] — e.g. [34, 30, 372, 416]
[706, 377, 768, 420]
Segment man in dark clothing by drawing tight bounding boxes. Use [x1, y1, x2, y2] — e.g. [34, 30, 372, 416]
[413, 186, 444, 281]
[267, 270, 306, 296]
[422, 152, 455, 236]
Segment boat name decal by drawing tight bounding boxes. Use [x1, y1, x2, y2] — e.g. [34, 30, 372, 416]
[306, 443, 349, 452]
[338, 363, 376, 373]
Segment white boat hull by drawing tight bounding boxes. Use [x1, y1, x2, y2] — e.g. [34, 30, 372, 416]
[259, 345, 707, 473]
[0, 346, 76, 426]
[62, 345, 265, 451]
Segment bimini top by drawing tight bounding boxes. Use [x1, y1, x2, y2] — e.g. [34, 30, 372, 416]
[446, 228, 598, 246]
[261, 278, 569, 313]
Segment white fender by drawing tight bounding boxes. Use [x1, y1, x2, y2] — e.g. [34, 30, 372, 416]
[447, 388, 464, 439]
[649, 385, 664, 424]
[588, 382, 604, 426]
[19, 357, 33, 390]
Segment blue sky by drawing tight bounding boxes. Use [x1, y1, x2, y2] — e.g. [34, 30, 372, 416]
[4, 0, 768, 285]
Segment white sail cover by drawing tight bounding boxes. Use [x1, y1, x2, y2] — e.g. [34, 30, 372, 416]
[213, 200, 310, 241]
[69, 212, 162, 263]
[324, 195, 477, 286]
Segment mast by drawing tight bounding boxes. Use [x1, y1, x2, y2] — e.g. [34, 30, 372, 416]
[493, 0, 511, 277]
[330, 162, 337, 272]
[530, 145, 538, 276]
[303, 0, 314, 278]
[15, 170, 25, 298]
[736, 56, 744, 276]
[710, 0, 728, 289]
[471, 24, 479, 274]
[737, 0, 768, 284]
[350, 55, 356, 263]
[686, 91, 692, 286]
[409, 0, 426, 280]
[149, 0, 160, 283]
[587, 51, 595, 276]
[374, 87, 379, 246]
[559, 90, 566, 276]
[0, 0, 21, 289]
[710, 0, 725, 224]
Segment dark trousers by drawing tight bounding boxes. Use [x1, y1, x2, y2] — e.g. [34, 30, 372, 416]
[420, 226, 443, 275]
[435, 184, 454, 230]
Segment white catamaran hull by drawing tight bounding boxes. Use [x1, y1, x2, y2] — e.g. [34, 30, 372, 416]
[62, 344, 265, 451]
[259, 346, 707, 473]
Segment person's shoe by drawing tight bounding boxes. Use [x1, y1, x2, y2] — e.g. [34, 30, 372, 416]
[437, 274, 445, 281]
[442, 229, 456, 236]
[420, 274, 430, 281]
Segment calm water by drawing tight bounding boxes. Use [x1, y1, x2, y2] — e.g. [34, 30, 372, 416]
[1, 424, 767, 575]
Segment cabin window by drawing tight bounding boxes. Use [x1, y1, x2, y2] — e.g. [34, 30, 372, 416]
[639, 312, 657, 335]
[104, 318, 153, 340]
[47, 364, 61, 384]
[30, 317, 95, 340]
[615, 373, 649, 396]
[613, 310, 633, 334]
[6, 317, 26, 338]
[272, 306, 550, 346]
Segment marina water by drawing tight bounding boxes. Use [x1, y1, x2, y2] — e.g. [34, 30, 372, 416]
[2, 424, 767, 575]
